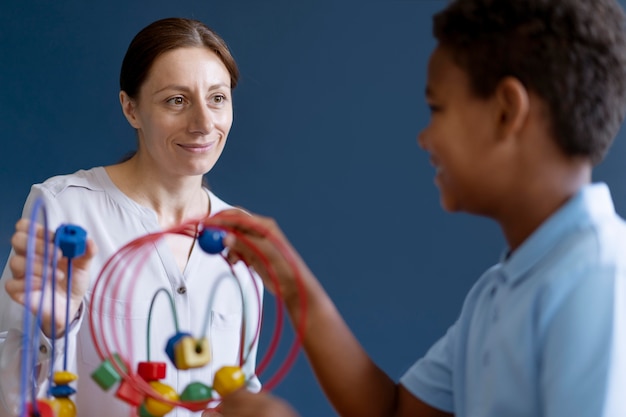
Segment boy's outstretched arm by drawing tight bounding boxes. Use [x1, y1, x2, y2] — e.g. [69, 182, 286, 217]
[214, 210, 451, 417]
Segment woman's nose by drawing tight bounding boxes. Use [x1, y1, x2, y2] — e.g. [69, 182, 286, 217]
[189, 104, 214, 134]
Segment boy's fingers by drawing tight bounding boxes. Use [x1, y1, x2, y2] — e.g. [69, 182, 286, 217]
[210, 210, 276, 238]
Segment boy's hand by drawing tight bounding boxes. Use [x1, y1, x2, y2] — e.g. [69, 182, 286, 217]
[218, 389, 300, 417]
[5, 219, 97, 338]
[212, 209, 315, 306]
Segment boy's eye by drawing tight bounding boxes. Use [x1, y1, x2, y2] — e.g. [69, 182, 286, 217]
[428, 104, 442, 113]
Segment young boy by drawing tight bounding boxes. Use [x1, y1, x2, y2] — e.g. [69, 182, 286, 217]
[215, 0, 626, 416]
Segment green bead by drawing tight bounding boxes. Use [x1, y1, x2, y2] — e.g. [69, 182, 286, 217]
[180, 382, 212, 411]
[90, 353, 127, 391]
[137, 404, 156, 417]
[180, 382, 212, 401]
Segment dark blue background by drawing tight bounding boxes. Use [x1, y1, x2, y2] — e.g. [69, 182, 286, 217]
[2, 1, 626, 415]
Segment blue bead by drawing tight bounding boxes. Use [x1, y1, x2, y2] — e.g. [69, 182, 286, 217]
[49, 384, 76, 398]
[198, 228, 226, 254]
[165, 332, 191, 366]
[55, 224, 87, 258]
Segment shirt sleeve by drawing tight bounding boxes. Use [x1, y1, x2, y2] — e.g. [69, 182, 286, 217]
[399, 322, 457, 413]
[539, 263, 622, 417]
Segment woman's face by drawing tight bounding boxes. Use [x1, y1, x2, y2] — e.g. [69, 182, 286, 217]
[121, 46, 233, 178]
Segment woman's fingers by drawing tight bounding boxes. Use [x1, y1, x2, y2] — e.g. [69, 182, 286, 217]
[11, 227, 58, 259]
[8, 252, 64, 282]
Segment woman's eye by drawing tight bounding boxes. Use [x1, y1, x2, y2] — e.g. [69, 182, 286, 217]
[212, 94, 225, 104]
[167, 96, 185, 105]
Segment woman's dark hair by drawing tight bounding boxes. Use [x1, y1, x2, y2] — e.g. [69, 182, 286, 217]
[120, 17, 239, 99]
[433, 0, 626, 164]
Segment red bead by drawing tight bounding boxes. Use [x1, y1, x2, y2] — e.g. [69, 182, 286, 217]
[116, 379, 145, 406]
[137, 362, 167, 381]
[27, 400, 54, 417]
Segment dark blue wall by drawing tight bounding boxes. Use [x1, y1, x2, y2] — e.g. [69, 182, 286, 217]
[2, 1, 626, 416]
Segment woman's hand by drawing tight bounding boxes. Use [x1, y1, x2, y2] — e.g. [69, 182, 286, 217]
[5, 219, 97, 338]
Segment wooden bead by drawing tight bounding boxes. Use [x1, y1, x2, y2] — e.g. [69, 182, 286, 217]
[137, 362, 167, 381]
[45, 398, 76, 417]
[174, 337, 211, 370]
[115, 379, 144, 406]
[53, 371, 78, 385]
[180, 381, 212, 411]
[90, 353, 126, 391]
[143, 381, 178, 416]
[27, 400, 54, 417]
[213, 366, 245, 397]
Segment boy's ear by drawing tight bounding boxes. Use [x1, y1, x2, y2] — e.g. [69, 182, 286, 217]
[495, 77, 529, 138]
[119, 91, 141, 129]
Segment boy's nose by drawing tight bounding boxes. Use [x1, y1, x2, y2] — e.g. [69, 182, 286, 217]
[417, 129, 428, 150]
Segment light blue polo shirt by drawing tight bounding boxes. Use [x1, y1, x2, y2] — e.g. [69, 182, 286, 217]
[400, 183, 626, 417]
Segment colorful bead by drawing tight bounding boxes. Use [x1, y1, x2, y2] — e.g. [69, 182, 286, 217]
[180, 382, 212, 411]
[174, 337, 211, 370]
[116, 378, 145, 406]
[213, 366, 246, 397]
[27, 400, 54, 417]
[165, 332, 189, 367]
[44, 398, 76, 417]
[137, 361, 167, 381]
[53, 370, 78, 385]
[198, 228, 226, 254]
[55, 224, 87, 258]
[144, 381, 178, 416]
[49, 384, 76, 398]
[90, 353, 127, 390]
[137, 404, 157, 417]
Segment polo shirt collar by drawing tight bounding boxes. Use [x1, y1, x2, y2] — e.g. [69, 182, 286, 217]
[499, 182, 614, 286]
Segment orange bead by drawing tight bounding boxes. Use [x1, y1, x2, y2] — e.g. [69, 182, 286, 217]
[144, 381, 179, 416]
[213, 366, 246, 397]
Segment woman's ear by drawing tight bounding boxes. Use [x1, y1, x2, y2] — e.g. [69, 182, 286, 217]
[119, 91, 141, 129]
[495, 77, 529, 139]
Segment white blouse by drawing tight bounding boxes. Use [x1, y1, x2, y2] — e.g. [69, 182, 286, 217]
[0, 167, 262, 417]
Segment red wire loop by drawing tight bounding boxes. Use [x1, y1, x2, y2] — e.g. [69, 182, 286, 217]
[88, 213, 307, 410]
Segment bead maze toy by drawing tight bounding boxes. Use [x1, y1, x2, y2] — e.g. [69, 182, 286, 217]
[18, 198, 307, 417]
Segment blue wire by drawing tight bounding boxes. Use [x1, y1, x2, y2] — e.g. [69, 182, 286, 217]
[19, 197, 49, 417]
[63, 261, 73, 371]
[49, 242, 59, 394]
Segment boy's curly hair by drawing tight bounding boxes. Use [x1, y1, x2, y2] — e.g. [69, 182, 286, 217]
[434, 0, 626, 164]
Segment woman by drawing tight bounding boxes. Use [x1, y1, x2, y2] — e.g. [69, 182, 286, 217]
[0, 18, 262, 417]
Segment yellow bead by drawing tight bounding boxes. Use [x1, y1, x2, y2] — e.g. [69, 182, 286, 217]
[174, 336, 211, 370]
[53, 370, 78, 385]
[144, 381, 179, 416]
[213, 366, 246, 397]
[44, 398, 76, 417]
